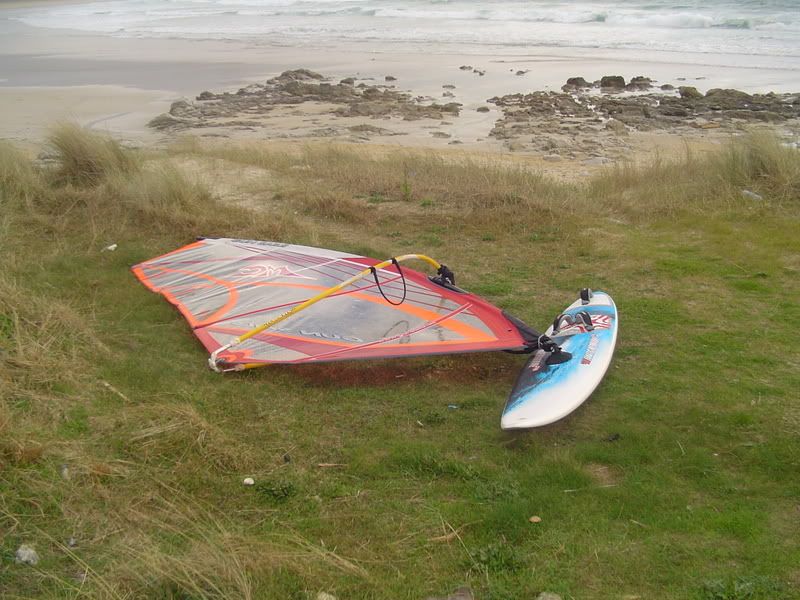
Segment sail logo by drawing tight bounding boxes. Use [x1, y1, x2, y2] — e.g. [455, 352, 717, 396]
[236, 264, 315, 280]
[269, 326, 363, 343]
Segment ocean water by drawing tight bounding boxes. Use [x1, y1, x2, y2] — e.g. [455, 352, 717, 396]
[9, 0, 800, 61]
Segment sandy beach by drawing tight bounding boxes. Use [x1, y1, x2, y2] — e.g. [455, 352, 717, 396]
[2, 0, 799, 163]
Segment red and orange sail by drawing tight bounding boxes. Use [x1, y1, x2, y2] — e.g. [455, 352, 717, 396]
[133, 238, 528, 369]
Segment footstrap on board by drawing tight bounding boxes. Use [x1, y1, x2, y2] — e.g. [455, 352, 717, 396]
[502, 311, 572, 362]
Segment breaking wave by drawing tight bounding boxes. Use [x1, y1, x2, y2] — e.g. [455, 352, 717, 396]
[7, 0, 800, 57]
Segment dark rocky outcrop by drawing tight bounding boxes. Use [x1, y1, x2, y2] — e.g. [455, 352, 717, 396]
[348, 124, 391, 134]
[169, 100, 191, 115]
[270, 69, 324, 83]
[562, 76, 592, 92]
[600, 75, 626, 90]
[151, 69, 799, 159]
[567, 77, 590, 88]
[150, 68, 465, 133]
[148, 113, 185, 130]
[626, 76, 653, 91]
[703, 88, 753, 108]
[486, 77, 800, 153]
[678, 86, 703, 99]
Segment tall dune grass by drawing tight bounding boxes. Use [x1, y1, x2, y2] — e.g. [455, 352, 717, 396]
[712, 132, 800, 203]
[183, 134, 799, 228]
[1, 126, 301, 244]
[589, 132, 800, 214]
[48, 123, 139, 186]
[0, 142, 44, 209]
[182, 142, 570, 224]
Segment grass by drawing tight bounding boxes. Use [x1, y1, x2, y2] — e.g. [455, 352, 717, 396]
[48, 123, 139, 186]
[1, 125, 799, 598]
[170, 139, 569, 232]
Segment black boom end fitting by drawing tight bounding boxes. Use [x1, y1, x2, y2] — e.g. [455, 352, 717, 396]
[437, 264, 455, 286]
[430, 264, 459, 290]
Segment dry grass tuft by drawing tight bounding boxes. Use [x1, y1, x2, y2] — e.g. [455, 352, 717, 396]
[0, 397, 10, 434]
[0, 274, 104, 465]
[129, 404, 255, 471]
[298, 193, 370, 223]
[589, 132, 800, 214]
[0, 134, 302, 245]
[0, 142, 45, 210]
[279, 532, 371, 580]
[105, 163, 219, 236]
[102, 160, 302, 241]
[107, 490, 369, 598]
[182, 142, 570, 230]
[0, 438, 45, 466]
[183, 134, 800, 229]
[116, 507, 258, 600]
[48, 123, 139, 186]
[712, 132, 800, 203]
[585, 462, 622, 487]
[0, 274, 106, 391]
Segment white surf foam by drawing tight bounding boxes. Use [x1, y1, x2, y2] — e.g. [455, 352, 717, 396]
[7, 0, 800, 60]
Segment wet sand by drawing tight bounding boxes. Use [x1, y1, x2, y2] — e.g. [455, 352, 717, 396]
[1, 7, 799, 162]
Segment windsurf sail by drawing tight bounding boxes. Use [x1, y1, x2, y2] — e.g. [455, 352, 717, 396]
[132, 238, 537, 371]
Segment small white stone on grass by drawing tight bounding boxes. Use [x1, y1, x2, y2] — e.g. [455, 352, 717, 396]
[243, 477, 255, 486]
[15, 544, 39, 565]
[741, 189, 763, 201]
[536, 593, 563, 600]
[316, 593, 337, 600]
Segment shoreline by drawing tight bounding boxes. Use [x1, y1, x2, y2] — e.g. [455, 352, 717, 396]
[1, 11, 799, 164]
[0, 0, 78, 8]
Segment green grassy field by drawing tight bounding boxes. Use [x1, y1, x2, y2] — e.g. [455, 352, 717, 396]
[1, 125, 799, 599]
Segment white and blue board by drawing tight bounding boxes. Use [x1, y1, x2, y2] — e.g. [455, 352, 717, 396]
[501, 291, 618, 429]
